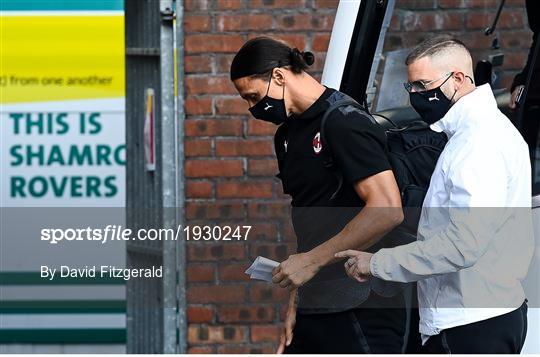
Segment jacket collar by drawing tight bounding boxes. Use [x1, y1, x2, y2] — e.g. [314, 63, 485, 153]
[430, 84, 496, 138]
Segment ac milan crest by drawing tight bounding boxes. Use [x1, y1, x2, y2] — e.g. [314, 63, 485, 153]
[312, 132, 322, 154]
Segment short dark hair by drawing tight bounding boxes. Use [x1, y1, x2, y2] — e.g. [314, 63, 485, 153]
[230, 37, 314, 81]
[405, 35, 470, 66]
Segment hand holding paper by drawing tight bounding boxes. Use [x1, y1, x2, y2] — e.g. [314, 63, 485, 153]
[245, 256, 280, 282]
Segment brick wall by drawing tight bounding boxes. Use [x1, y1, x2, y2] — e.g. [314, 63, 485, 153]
[182, 0, 528, 353]
[386, 0, 530, 89]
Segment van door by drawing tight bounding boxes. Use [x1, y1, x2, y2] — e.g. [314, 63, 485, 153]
[323, 0, 540, 353]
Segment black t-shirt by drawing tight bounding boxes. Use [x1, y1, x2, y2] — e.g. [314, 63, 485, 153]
[275, 87, 391, 207]
[274, 87, 400, 313]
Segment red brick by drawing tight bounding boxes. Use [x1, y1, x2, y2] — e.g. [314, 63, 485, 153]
[246, 33, 306, 50]
[185, 118, 243, 137]
[396, 0, 437, 9]
[187, 346, 215, 354]
[186, 34, 244, 54]
[187, 243, 247, 261]
[312, 33, 331, 52]
[185, 159, 243, 178]
[217, 180, 273, 198]
[187, 264, 215, 282]
[250, 243, 292, 261]
[187, 306, 215, 323]
[276, 14, 334, 31]
[505, 0, 526, 6]
[438, 0, 499, 8]
[185, 139, 212, 157]
[216, 54, 236, 74]
[187, 285, 246, 304]
[457, 31, 491, 50]
[247, 201, 291, 218]
[282, 221, 297, 241]
[215, 97, 250, 115]
[248, 159, 278, 176]
[248, 0, 306, 8]
[186, 180, 213, 198]
[186, 202, 246, 220]
[247, 118, 278, 136]
[216, 14, 273, 31]
[215, 139, 273, 157]
[184, 15, 212, 32]
[466, 10, 524, 30]
[188, 325, 246, 344]
[251, 324, 281, 343]
[504, 52, 528, 70]
[218, 264, 251, 282]
[314, 0, 338, 8]
[185, 55, 212, 74]
[185, 0, 213, 11]
[185, 96, 212, 116]
[248, 222, 279, 240]
[218, 305, 275, 323]
[500, 30, 533, 50]
[402, 12, 463, 32]
[185, 75, 237, 95]
[217, 345, 275, 354]
[274, 34, 306, 50]
[249, 283, 289, 303]
[217, 0, 243, 10]
[309, 52, 327, 72]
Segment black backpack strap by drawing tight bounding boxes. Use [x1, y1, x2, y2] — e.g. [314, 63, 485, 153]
[320, 97, 371, 200]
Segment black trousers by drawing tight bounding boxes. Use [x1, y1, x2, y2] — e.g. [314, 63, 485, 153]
[422, 301, 528, 354]
[284, 292, 406, 354]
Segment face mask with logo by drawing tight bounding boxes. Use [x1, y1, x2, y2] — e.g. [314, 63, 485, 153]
[248, 74, 288, 125]
[408, 73, 457, 125]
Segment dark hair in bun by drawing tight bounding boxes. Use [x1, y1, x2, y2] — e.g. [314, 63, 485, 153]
[230, 36, 315, 81]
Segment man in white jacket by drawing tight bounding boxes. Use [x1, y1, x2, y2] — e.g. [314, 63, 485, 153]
[336, 36, 534, 353]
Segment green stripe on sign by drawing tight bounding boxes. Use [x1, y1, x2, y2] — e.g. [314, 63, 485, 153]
[0, 300, 126, 314]
[0, 329, 126, 344]
[0, 0, 124, 11]
[0, 272, 125, 285]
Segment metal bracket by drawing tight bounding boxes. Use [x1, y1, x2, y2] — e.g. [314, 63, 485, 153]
[126, 47, 160, 56]
[160, 8, 175, 22]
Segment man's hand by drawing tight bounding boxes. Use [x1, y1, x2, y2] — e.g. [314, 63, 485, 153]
[334, 250, 373, 282]
[276, 289, 297, 354]
[272, 252, 321, 290]
[509, 85, 524, 110]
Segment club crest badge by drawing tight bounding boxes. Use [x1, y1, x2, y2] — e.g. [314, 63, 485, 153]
[312, 132, 322, 154]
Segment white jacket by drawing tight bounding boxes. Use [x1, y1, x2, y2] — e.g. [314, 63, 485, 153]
[370, 84, 534, 340]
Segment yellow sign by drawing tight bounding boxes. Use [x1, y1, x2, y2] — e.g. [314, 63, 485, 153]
[0, 14, 124, 104]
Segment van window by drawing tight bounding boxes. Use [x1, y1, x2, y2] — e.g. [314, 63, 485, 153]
[366, 1, 532, 114]
[364, 0, 538, 194]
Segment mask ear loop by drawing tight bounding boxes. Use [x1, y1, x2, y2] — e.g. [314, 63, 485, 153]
[448, 74, 459, 106]
[449, 73, 474, 102]
[264, 70, 273, 97]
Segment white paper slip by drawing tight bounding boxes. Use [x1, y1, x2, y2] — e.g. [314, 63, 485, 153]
[245, 256, 280, 282]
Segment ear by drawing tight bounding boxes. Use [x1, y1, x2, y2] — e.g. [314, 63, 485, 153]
[453, 71, 467, 90]
[272, 68, 286, 86]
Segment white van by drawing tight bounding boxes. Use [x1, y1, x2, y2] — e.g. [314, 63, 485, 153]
[321, 0, 539, 353]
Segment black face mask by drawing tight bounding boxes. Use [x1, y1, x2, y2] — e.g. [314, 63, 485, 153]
[249, 76, 288, 125]
[409, 74, 456, 125]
